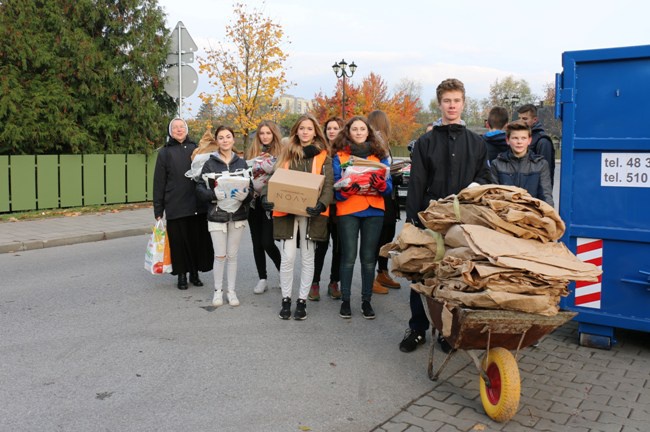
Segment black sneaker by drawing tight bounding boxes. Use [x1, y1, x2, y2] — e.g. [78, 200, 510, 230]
[279, 297, 291, 320]
[399, 329, 426, 353]
[339, 300, 351, 319]
[294, 299, 307, 320]
[361, 301, 375, 320]
[437, 333, 453, 354]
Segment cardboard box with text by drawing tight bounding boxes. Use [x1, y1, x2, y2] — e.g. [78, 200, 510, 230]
[267, 168, 324, 216]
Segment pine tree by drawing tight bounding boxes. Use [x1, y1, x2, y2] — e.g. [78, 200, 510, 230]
[0, 0, 176, 154]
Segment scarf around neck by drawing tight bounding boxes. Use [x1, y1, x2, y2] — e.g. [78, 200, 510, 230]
[348, 142, 372, 159]
[302, 144, 321, 159]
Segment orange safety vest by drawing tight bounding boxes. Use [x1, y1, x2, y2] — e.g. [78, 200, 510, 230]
[273, 150, 330, 217]
[336, 152, 385, 217]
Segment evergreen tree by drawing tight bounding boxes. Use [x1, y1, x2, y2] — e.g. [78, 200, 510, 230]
[195, 101, 217, 124]
[0, 0, 176, 154]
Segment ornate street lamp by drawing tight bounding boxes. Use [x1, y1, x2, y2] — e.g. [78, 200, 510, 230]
[503, 94, 520, 118]
[269, 102, 282, 123]
[332, 59, 357, 120]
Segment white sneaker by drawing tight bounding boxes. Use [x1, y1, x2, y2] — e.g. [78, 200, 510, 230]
[212, 290, 223, 307]
[228, 291, 240, 306]
[253, 279, 268, 294]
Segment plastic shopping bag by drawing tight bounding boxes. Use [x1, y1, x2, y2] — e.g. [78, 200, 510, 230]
[202, 170, 251, 213]
[162, 231, 172, 273]
[144, 220, 172, 274]
[333, 165, 388, 196]
[185, 152, 214, 181]
[250, 154, 276, 193]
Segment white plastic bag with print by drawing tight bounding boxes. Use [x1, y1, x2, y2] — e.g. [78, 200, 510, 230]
[203, 169, 251, 213]
[144, 220, 172, 274]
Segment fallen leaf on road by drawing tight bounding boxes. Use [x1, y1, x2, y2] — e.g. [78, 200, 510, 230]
[472, 424, 486, 431]
[298, 426, 311, 431]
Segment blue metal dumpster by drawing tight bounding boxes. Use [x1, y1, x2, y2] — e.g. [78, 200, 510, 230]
[556, 44, 650, 349]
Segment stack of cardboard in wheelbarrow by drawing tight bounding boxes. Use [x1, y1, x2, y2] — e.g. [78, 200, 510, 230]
[380, 185, 601, 317]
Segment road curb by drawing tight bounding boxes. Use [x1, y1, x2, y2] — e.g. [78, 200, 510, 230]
[0, 226, 151, 254]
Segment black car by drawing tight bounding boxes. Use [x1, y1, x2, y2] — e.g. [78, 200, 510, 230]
[391, 157, 411, 207]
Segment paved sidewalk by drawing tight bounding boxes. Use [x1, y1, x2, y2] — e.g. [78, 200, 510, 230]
[375, 323, 650, 431]
[0, 207, 153, 254]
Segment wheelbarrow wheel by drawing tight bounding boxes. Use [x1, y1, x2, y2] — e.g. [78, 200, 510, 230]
[479, 347, 520, 422]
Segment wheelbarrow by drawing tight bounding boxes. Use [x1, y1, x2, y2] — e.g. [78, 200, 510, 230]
[422, 295, 576, 422]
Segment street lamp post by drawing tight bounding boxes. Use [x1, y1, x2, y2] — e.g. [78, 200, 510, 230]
[269, 102, 282, 123]
[332, 59, 357, 120]
[504, 94, 520, 119]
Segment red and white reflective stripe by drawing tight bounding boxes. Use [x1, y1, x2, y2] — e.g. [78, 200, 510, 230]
[575, 238, 603, 309]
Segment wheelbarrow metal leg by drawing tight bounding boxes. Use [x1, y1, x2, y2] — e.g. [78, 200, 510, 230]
[427, 341, 457, 381]
[514, 330, 527, 361]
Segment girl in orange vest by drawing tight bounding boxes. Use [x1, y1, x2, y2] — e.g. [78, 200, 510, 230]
[260, 114, 333, 320]
[332, 116, 393, 319]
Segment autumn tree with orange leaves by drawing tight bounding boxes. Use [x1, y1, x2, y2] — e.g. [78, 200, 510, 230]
[198, 3, 290, 148]
[312, 72, 421, 146]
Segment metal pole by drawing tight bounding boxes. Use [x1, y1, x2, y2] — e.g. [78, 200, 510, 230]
[177, 24, 183, 118]
[342, 74, 346, 120]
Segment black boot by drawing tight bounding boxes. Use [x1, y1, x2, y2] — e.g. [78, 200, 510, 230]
[177, 273, 188, 290]
[189, 271, 203, 287]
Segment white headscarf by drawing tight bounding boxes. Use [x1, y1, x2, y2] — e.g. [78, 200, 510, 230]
[168, 117, 189, 138]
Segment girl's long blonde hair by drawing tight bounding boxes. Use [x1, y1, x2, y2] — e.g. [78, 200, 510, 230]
[245, 120, 283, 159]
[275, 114, 327, 168]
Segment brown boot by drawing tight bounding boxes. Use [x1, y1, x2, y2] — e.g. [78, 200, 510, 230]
[308, 283, 320, 301]
[372, 279, 389, 294]
[376, 270, 400, 289]
[327, 281, 341, 299]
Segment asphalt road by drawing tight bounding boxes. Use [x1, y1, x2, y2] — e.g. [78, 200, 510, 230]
[0, 220, 464, 432]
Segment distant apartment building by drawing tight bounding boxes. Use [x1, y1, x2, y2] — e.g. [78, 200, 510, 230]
[278, 94, 313, 114]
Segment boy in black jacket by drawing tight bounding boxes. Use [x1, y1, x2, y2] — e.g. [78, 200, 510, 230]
[490, 120, 554, 206]
[399, 78, 490, 353]
[517, 104, 555, 185]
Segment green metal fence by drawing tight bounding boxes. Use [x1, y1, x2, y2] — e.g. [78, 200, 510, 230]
[0, 154, 158, 213]
[1, 147, 411, 213]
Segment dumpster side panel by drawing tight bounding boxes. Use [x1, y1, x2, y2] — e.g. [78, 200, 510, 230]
[570, 151, 650, 239]
[574, 58, 650, 138]
[559, 45, 650, 345]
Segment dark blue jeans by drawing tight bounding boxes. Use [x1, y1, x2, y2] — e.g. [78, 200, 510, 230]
[338, 215, 384, 302]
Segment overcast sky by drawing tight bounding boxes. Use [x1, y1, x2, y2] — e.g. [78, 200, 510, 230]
[157, 0, 650, 114]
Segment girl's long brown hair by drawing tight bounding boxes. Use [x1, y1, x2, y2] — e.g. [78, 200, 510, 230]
[331, 115, 388, 159]
[367, 110, 391, 151]
[214, 125, 236, 159]
[323, 116, 344, 148]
